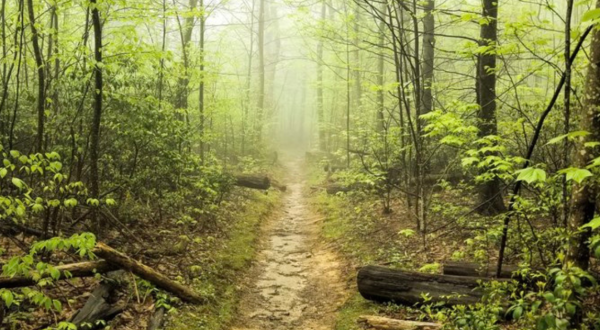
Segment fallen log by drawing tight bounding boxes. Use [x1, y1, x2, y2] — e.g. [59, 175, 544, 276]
[71, 271, 127, 330]
[357, 265, 506, 306]
[270, 178, 287, 192]
[0, 260, 117, 288]
[234, 174, 270, 190]
[443, 262, 520, 279]
[357, 315, 440, 330]
[93, 242, 205, 304]
[326, 182, 374, 194]
[147, 307, 166, 330]
[326, 183, 353, 194]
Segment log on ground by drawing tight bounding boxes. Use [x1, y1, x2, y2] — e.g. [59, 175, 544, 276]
[70, 270, 127, 330]
[93, 242, 205, 304]
[443, 262, 520, 278]
[147, 307, 166, 330]
[357, 265, 506, 306]
[234, 175, 271, 190]
[357, 315, 440, 330]
[0, 260, 116, 289]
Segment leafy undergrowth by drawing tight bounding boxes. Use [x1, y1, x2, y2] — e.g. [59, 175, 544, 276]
[309, 162, 600, 330]
[0, 187, 281, 330]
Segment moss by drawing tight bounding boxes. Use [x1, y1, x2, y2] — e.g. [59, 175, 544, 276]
[334, 293, 380, 330]
[166, 190, 281, 330]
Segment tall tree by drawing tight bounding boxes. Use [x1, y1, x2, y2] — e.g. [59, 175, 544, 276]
[475, 0, 505, 215]
[26, 0, 46, 152]
[256, 0, 265, 142]
[199, 0, 206, 162]
[89, 0, 103, 228]
[566, 3, 600, 270]
[316, 0, 326, 150]
[421, 0, 435, 115]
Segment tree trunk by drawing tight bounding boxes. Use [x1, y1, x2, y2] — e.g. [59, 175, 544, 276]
[147, 307, 166, 330]
[475, 0, 505, 215]
[316, 0, 326, 150]
[566, 0, 600, 270]
[199, 0, 206, 162]
[256, 0, 265, 142]
[234, 174, 271, 190]
[89, 0, 103, 230]
[26, 0, 45, 152]
[357, 265, 503, 306]
[421, 0, 435, 116]
[70, 271, 126, 329]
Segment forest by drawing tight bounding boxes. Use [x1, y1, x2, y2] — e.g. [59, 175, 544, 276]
[2, 0, 600, 329]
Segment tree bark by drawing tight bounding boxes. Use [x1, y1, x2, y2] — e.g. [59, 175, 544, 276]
[89, 0, 103, 230]
[234, 174, 271, 190]
[255, 0, 265, 142]
[357, 265, 504, 306]
[421, 0, 435, 116]
[475, 0, 505, 215]
[566, 0, 600, 270]
[26, 0, 46, 152]
[316, 0, 327, 150]
[70, 271, 126, 329]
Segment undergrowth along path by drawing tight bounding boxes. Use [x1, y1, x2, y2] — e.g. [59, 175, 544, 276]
[230, 156, 348, 330]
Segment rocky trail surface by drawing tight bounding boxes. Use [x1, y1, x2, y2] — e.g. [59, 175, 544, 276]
[230, 157, 348, 330]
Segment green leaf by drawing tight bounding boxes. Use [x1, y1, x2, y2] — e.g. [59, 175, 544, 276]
[0, 168, 7, 178]
[53, 299, 62, 311]
[583, 8, 600, 21]
[515, 167, 547, 184]
[559, 167, 593, 184]
[11, 177, 25, 189]
[582, 217, 600, 230]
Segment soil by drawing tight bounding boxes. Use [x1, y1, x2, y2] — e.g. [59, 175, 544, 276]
[230, 156, 349, 330]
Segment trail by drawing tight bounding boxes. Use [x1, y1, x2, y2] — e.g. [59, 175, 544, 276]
[231, 156, 347, 330]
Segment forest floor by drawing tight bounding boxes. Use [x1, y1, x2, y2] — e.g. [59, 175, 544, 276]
[230, 156, 349, 330]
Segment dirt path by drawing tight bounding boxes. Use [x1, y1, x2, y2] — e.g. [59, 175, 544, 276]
[230, 157, 348, 330]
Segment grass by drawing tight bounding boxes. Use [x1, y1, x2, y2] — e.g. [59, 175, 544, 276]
[165, 189, 281, 330]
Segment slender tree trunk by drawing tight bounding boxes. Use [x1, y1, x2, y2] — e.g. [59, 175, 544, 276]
[376, 1, 386, 133]
[566, 1, 600, 270]
[562, 0, 574, 226]
[8, 0, 24, 150]
[353, 5, 361, 110]
[256, 0, 265, 143]
[158, 0, 166, 108]
[242, 0, 255, 155]
[26, 0, 46, 152]
[89, 0, 103, 230]
[316, 0, 326, 150]
[422, 0, 435, 115]
[199, 0, 206, 162]
[475, 0, 505, 215]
